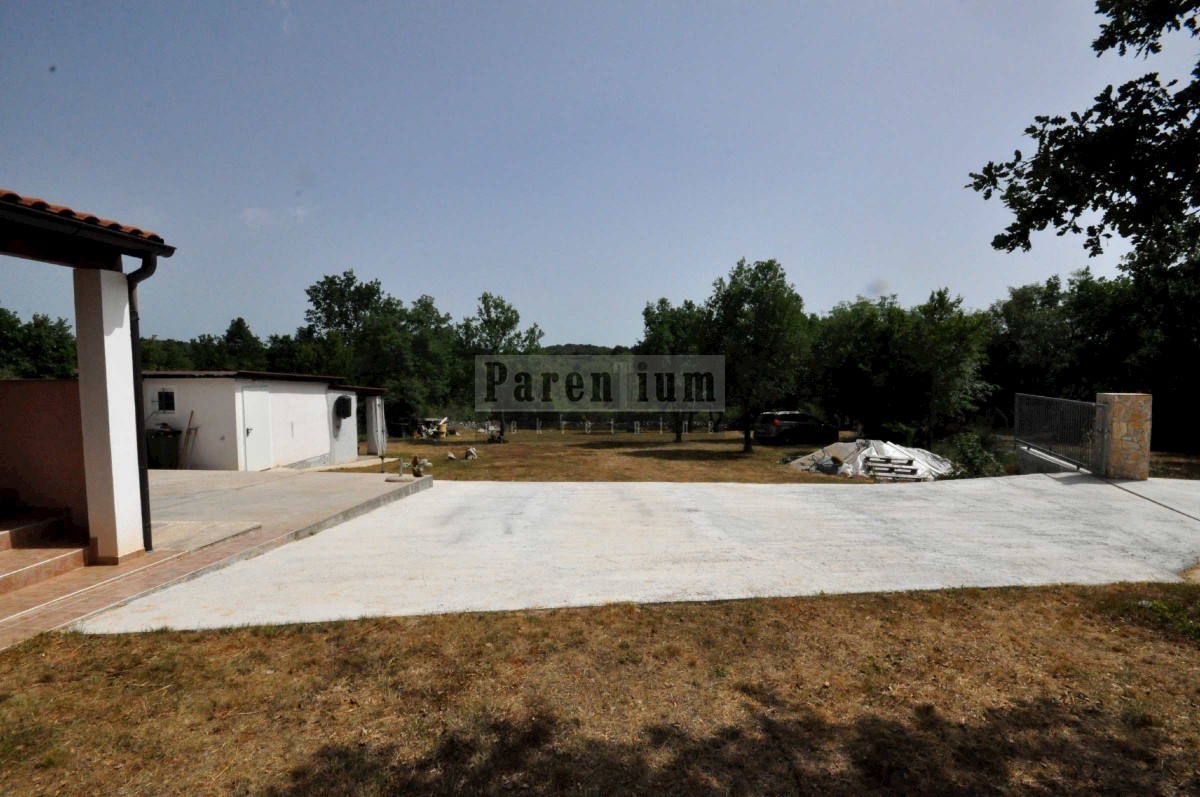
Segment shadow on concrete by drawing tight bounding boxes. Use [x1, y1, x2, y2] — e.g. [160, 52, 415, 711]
[264, 686, 1186, 796]
[1045, 472, 1106, 487]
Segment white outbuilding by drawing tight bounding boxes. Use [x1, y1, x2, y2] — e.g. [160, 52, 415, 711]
[142, 371, 386, 471]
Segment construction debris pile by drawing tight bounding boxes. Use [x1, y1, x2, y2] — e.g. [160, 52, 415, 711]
[785, 440, 954, 481]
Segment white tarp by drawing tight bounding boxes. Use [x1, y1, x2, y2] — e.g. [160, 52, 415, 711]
[788, 439, 954, 481]
[837, 439, 953, 481]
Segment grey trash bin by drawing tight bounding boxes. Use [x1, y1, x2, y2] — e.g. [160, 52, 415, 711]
[145, 427, 182, 469]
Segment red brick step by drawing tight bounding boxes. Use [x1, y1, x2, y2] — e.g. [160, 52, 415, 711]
[0, 511, 68, 551]
[0, 546, 88, 595]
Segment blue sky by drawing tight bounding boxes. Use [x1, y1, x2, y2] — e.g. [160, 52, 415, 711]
[2, 2, 1195, 346]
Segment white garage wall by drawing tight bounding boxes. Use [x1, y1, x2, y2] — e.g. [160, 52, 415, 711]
[327, 390, 358, 465]
[144, 377, 364, 470]
[263, 381, 335, 468]
[143, 379, 239, 470]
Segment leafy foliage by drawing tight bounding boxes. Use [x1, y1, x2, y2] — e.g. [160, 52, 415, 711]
[908, 290, 991, 445]
[970, 1, 1200, 273]
[0, 308, 75, 379]
[221, 318, 267, 370]
[639, 298, 708, 441]
[706, 259, 810, 451]
[457, 292, 544, 355]
[304, 271, 399, 338]
[946, 432, 1006, 479]
[809, 291, 990, 443]
[984, 265, 1200, 450]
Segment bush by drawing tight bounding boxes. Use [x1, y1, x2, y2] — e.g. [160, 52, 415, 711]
[876, 422, 920, 447]
[947, 431, 1005, 478]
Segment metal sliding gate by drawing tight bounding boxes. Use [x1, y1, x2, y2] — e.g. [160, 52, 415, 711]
[1014, 393, 1108, 473]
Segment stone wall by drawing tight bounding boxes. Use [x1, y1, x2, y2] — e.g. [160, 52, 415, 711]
[1097, 393, 1152, 480]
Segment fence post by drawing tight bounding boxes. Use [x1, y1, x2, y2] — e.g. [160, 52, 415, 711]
[1095, 393, 1152, 480]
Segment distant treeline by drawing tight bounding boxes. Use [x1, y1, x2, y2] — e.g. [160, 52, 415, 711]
[2, 258, 1195, 451]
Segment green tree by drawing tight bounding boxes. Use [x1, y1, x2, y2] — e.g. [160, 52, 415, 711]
[221, 317, 267, 370]
[304, 270, 398, 338]
[457, 292, 544, 354]
[140, 336, 194, 370]
[809, 296, 920, 438]
[906, 289, 992, 445]
[706, 259, 809, 452]
[0, 305, 23, 378]
[456, 293, 544, 413]
[985, 276, 1070, 403]
[970, 1, 1200, 451]
[639, 298, 707, 441]
[399, 295, 458, 415]
[188, 333, 227, 370]
[17, 314, 76, 379]
[264, 333, 302, 373]
[970, 1, 1200, 274]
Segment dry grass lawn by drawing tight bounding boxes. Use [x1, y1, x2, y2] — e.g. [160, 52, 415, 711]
[345, 431, 1200, 482]
[349, 430, 848, 483]
[1153, 451, 1200, 480]
[5, 583, 1200, 795]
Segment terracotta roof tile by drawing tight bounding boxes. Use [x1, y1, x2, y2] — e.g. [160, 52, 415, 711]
[0, 189, 165, 243]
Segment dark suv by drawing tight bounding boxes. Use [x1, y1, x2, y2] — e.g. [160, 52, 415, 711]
[753, 411, 838, 445]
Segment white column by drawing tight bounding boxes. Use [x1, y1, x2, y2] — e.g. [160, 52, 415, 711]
[74, 269, 144, 563]
[364, 396, 386, 455]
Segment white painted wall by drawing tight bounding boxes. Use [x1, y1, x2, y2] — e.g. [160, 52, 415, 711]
[74, 268, 144, 562]
[327, 390, 358, 465]
[261, 381, 333, 468]
[143, 379, 239, 470]
[144, 378, 360, 470]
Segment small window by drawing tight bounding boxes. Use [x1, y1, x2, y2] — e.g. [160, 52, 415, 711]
[156, 390, 176, 414]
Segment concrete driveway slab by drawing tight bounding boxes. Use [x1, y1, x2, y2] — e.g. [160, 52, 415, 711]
[1110, 477, 1200, 522]
[79, 474, 1200, 632]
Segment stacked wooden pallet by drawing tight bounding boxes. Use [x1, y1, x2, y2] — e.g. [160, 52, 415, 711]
[863, 456, 923, 481]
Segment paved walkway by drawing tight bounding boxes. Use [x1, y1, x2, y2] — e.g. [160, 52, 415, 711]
[0, 471, 430, 649]
[78, 473, 1200, 632]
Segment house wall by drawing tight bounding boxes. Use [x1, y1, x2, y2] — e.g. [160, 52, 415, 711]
[143, 378, 240, 470]
[327, 389, 358, 465]
[0, 380, 89, 529]
[259, 381, 335, 468]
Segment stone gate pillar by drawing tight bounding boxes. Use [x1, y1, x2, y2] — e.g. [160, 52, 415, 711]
[1096, 393, 1152, 481]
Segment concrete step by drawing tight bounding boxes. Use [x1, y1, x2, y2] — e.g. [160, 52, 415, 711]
[0, 511, 68, 552]
[0, 546, 88, 595]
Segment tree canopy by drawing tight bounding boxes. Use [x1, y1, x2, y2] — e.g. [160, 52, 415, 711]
[970, 1, 1200, 273]
[0, 307, 75, 380]
[706, 259, 809, 451]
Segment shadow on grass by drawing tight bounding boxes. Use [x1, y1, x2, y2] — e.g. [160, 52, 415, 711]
[264, 687, 1187, 796]
[620, 448, 760, 462]
[570, 439, 692, 450]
